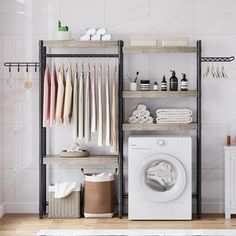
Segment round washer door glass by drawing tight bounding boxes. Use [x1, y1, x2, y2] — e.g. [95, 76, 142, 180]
[136, 153, 187, 202]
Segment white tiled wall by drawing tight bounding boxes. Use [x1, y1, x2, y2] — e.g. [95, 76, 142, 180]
[1, 0, 236, 215]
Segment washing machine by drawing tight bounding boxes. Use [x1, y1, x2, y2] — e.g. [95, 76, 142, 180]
[128, 136, 192, 220]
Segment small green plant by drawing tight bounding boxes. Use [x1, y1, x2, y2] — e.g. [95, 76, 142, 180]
[58, 21, 69, 32]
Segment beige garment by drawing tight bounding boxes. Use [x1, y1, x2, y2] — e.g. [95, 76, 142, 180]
[91, 64, 97, 132]
[105, 64, 110, 146]
[72, 66, 79, 140]
[97, 64, 103, 146]
[110, 65, 118, 152]
[56, 64, 65, 125]
[78, 70, 84, 139]
[63, 64, 73, 124]
[84, 71, 91, 143]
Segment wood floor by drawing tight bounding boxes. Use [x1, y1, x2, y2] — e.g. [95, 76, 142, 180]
[0, 214, 236, 236]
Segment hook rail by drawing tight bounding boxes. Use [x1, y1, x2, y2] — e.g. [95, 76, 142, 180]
[4, 62, 39, 72]
[201, 56, 235, 62]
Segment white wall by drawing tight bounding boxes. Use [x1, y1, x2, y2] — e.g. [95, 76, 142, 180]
[1, 0, 236, 215]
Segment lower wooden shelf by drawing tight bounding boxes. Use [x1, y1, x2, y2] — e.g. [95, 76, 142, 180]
[43, 155, 118, 165]
[123, 123, 198, 131]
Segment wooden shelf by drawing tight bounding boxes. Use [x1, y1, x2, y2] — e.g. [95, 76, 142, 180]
[123, 90, 197, 98]
[123, 46, 197, 54]
[43, 40, 119, 48]
[123, 123, 197, 131]
[43, 155, 118, 165]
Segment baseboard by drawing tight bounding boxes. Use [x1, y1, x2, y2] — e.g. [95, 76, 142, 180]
[0, 203, 5, 218]
[4, 202, 38, 213]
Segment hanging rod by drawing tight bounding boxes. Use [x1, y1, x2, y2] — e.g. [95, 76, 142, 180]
[201, 56, 235, 62]
[4, 62, 39, 72]
[45, 53, 119, 58]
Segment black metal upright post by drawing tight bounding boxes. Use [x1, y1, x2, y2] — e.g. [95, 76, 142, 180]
[197, 40, 202, 219]
[39, 40, 47, 219]
[118, 40, 124, 218]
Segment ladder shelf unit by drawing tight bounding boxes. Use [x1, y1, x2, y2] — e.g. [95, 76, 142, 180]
[39, 40, 124, 219]
[122, 41, 202, 219]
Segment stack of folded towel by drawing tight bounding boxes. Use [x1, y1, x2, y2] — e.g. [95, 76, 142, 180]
[128, 104, 154, 124]
[156, 108, 192, 124]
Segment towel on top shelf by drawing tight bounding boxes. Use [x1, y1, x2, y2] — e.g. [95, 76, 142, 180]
[156, 108, 193, 124]
[128, 104, 154, 124]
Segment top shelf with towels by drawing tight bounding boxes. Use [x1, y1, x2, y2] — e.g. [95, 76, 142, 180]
[43, 40, 120, 48]
[123, 46, 197, 54]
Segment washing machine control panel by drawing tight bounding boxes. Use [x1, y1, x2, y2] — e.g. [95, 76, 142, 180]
[157, 139, 165, 145]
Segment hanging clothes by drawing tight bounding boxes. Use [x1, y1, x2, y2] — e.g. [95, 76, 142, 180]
[72, 64, 79, 140]
[84, 70, 91, 143]
[97, 64, 103, 146]
[91, 64, 97, 133]
[105, 64, 110, 146]
[49, 64, 58, 127]
[43, 65, 51, 127]
[56, 64, 65, 125]
[110, 65, 118, 152]
[78, 66, 84, 140]
[63, 64, 73, 124]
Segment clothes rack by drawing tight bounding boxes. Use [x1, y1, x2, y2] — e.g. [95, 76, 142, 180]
[39, 40, 124, 219]
[201, 56, 235, 62]
[4, 62, 39, 72]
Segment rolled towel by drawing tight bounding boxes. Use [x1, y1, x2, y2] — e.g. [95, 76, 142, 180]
[137, 104, 147, 112]
[156, 116, 192, 124]
[97, 28, 107, 35]
[133, 109, 150, 117]
[80, 34, 90, 41]
[91, 34, 101, 41]
[156, 108, 192, 117]
[128, 116, 139, 124]
[102, 34, 112, 41]
[85, 28, 96, 35]
[146, 116, 154, 124]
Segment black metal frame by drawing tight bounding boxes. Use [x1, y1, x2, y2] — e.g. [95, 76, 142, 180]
[201, 56, 235, 62]
[197, 40, 202, 219]
[39, 40, 124, 219]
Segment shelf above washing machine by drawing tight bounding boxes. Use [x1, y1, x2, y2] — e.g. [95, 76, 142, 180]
[123, 90, 197, 98]
[123, 123, 198, 131]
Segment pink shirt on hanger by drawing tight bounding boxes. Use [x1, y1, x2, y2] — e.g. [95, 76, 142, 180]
[43, 65, 51, 127]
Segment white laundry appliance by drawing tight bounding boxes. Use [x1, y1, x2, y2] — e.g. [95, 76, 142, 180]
[128, 136, 192, 220]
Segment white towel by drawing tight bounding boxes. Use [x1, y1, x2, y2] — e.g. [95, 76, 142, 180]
[137, 104, 147, 111]
[78, 71, 84, 139]
[133, 109, 150, 117]
[105, 64, 110, 146]
[156, 108, 192, 117]
[54, 182, 78, 199]
[84, 71, 91, 143]
[110, 65, 117, 153]
[80, 34, 90, 41]
[91, 64, 97, 132]
[97, 64, 103, 146]
[72, 68, 78, 140]
[156, 117, 192, 124]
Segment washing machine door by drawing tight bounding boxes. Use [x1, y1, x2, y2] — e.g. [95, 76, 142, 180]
[136, 153, 187, 202]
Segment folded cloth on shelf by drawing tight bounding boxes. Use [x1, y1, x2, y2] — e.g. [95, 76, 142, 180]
[156, 108, 192, 117]
[54, 182, 78, 199]
[136, 104, 147, 112]
[156, 116, 192, 124]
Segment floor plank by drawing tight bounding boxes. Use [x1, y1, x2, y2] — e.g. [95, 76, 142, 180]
[0, 214, 235, 236]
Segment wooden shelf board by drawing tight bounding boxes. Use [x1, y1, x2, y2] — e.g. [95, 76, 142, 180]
[123, 123, 197, 131]
[123, 46, 197, 54]
[123, 90, 197, 98]
[43, 40, 119, 48]
[43, 155, 118, 165]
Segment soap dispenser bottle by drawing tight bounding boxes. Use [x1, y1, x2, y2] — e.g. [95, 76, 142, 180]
[161, 76, 167, 91]
[169, 70, 178, 91]
[180, 73, 188, 91]
[153, 81, 158, 91]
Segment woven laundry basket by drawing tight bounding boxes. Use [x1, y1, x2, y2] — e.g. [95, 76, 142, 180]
[84, 173, 115, 218]
[48, 185, 81, 219]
